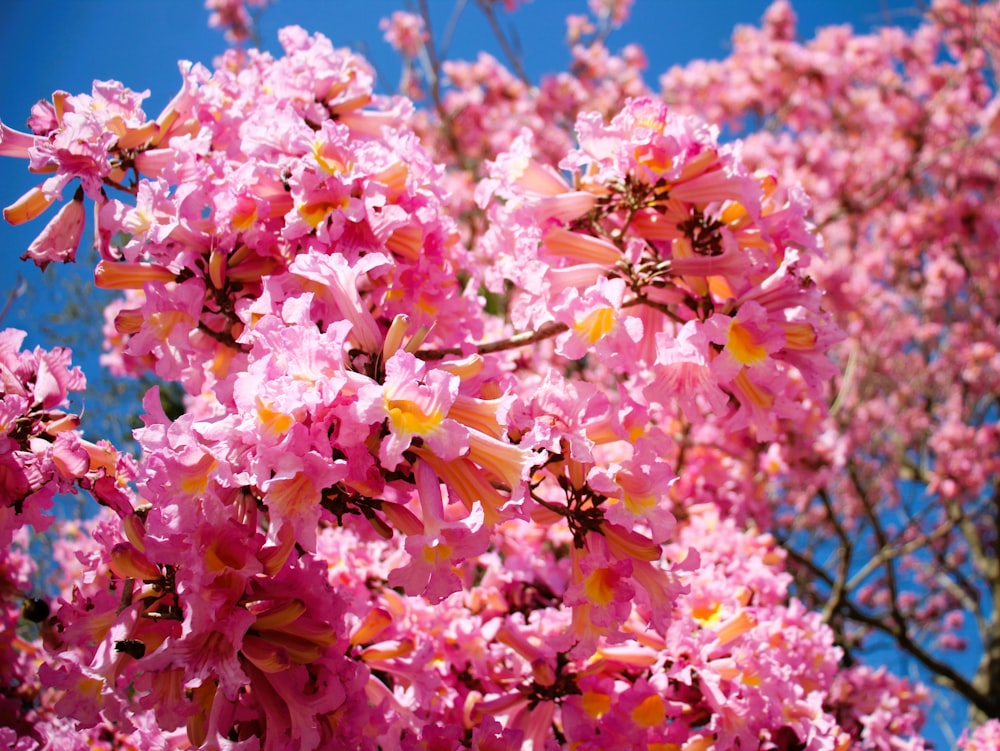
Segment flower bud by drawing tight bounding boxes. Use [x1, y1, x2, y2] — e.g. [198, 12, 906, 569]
[4, 185, 54, 225]
[109, 542, 161, 581]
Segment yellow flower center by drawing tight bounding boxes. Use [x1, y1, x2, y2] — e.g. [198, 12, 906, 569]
[421, 540, 453, 565]
[574, 306, 616, 344]
[298, 198, 349, 228]
[727, 320, 767, 364]
[583, 567, 617, 606]
[581, 691, 612, 719]
[631, 694, 666, 728]
[385, 398, 442, 435]
[256, 397, 294, 437]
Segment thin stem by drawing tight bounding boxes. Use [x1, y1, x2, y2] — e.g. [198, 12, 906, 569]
[416, 320, 568, 361]
[845, 515, 957, 593]
[418, 0, 444, 106]
[417, 0, 477, 173]
[439, 0, 468, 59]
[474, 0, 530, 84]
[0, 276, 26, 325]
[818, 489, 853, 625]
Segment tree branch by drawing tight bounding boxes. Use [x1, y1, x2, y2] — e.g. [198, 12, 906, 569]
[474, 0, 530, 85]
[416, 320, 568, 361]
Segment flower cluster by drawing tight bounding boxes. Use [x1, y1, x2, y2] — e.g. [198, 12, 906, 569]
[0, 529, 40, 742]
[476, 97, 839, 442]
[660, 0, 1000, 720]
[959, 720, 1000, 751]
[0, 329, 132, 547]
[0, 334, 135, 749]
[205, 0, 272, 44]
[0, 2, 947, 749]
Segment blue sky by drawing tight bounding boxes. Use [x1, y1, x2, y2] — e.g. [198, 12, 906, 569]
[0, 0, 923, 350]
[0, 0, 962, 744]
[0, 2, 923, 119]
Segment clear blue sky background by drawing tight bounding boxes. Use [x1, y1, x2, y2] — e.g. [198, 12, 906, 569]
[1, 0, 963, 744]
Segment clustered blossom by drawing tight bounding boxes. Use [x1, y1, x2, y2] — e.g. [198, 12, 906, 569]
[476, 97, 839, 443]
[0, 530, 39, 740]
[0, 334, 136, 748]
[0, 1, 965, 749]
[380, 11, 428, 60]
[959, 720, 1000, 751]
[0, 329, 133, 547]
[661, 0, 1000, 721]
[205, 0, 272, 43]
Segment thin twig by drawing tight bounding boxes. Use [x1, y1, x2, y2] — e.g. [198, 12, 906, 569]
[416, 320, 568, 361]
[439, 0, 468, 59]
[0, 276, 27, 326]
[474, 0, 530, 84]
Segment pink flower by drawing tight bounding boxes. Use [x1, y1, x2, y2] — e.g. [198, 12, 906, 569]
[648, 321, 730, 422]
[705, 302, 786, 381]
[554, 276, 643, 366]
[288, 251, 388, 355]
[205, 0, 271, 43]
[261, 450, 348, 551]
[20, 186, 85, 270]
[380, 11, 427, 59]
[959, 719, 1000, 751]
[0, 119, 34, 158]
[388, 500, 489, 603]
[122, 278, 206, 384]
[566, 14, 596, 45]
[565, 536, 635, 641]
[589, 0, 634, 28]
[355, 351, 467, 470]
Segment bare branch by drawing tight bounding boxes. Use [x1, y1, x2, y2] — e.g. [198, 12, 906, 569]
[0, 276, 26, 326]
[473, 0, 530, 84]
[846, 515, 957, 593]
[416, 320, 568, 361]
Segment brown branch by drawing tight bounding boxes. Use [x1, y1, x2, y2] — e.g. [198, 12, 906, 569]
[818, 488, 853, 624]
[848, 466, 906, 624]
[846, 514, 957, 594]
[416, 320, 568, 361]
[0, 276, 26, 325]
[474, 0, 530, 85]
[785, 538, 992, 714]
[949, 492, 998, 583]
[417, 0, 444, 105]
[416, 286, 698, 362]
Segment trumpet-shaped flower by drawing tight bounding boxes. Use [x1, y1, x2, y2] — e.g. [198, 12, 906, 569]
[355, 351, 467, 470]
[20, 186, 85, 270]
[388, 501, 489, 603]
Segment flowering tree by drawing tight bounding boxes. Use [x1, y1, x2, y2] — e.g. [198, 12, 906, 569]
[659, 0, 1000, 729]
[0, 1, 996, 749]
